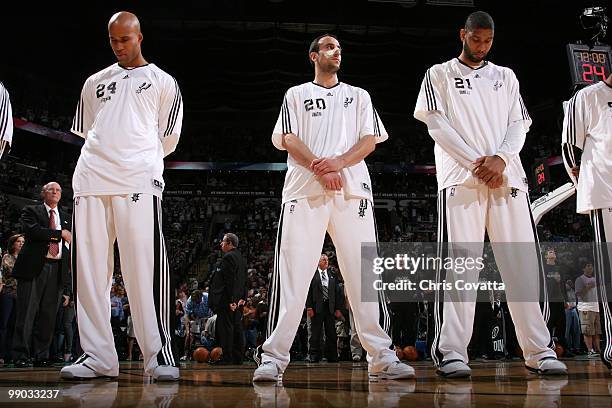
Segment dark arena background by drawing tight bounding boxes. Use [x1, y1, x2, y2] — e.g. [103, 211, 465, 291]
[0, 0, 610, 406]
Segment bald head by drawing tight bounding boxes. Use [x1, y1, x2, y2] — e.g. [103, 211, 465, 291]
[108, 11, 146, 67]
[41, 181, 62, 207]
[108, 11, 141, 33]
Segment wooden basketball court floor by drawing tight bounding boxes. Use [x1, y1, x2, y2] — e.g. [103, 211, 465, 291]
[0, 359, 609, 407]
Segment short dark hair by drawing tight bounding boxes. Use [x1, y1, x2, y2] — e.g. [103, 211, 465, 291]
[308, 34, 339, 66]
[464, 11, 494, 32]
[192, 289, 202, 301]
[308, 33, 338, 54]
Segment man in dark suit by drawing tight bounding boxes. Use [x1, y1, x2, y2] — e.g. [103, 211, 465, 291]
[209, 233, 247, 364]
[11, 182, 72, 367]
[306, 254, 343, 363]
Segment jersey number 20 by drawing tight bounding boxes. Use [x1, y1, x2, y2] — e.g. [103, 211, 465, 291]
[304, 98, 326, 111]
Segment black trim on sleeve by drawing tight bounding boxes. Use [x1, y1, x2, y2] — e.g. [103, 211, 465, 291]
[562, 143, 579, 170]
[281, 93, 292, 134]
[0, 86, 9, 139]
[566, 94, 579, 147]
[425, 69, 438, 111]
[164, 78, 182, 137]
[518, 96, 530, 121]
[373, 108, 381, 137]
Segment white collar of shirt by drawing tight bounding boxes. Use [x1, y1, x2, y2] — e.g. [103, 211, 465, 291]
[44, 203, 61, 230]
[318, 268, 328, 282]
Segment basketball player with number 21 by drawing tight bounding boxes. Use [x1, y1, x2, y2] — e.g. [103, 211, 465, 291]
[414, 10, 568, 378]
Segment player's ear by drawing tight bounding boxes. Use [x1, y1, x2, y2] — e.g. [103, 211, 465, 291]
[138, 32, 143, 44]
[309, 51, 318, 64]
[459, 28, 466, 42]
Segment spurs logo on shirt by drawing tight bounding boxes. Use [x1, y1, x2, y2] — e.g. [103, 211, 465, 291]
[71, 63, 183, 198]
[273, 82, 387, 204]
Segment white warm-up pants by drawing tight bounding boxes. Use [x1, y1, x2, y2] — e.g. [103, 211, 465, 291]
[262, 194, 397, 373]
[72, 194, 175, 376]
[591, 208, 612, 368]
[432, 184, 556, 366]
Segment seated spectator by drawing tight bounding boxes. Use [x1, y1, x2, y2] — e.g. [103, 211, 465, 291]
[183, 289, 211, 360]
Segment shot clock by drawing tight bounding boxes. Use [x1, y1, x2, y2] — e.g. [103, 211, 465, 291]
[566, 43, 611, 86]
[532, 160, 550, 189]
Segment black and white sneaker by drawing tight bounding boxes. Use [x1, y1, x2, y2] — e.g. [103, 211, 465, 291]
[368, 361, 415, 380]
[525, 357, 568, 375]
[253, 361, 281, 382]
[436, 359, 472, 378]
[60, 363, 116, 380]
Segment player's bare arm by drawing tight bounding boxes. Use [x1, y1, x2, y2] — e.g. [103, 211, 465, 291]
[282, 133, 318, 168]
[310, 135, 376, 176]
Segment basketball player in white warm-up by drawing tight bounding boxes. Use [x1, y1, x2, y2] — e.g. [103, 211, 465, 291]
[414, 11, 567, 377]
[562, 73, 612, 370]
[61, 11, 182, 381]
[252, 34, 415, 382]
[0, 82, 14, 159]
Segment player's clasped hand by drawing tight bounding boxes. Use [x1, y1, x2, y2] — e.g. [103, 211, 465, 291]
[310, 157, 344, 177]
[318, 172, 343, 191]
[311, 157, 344, 190]
[473, 155, 506, 189]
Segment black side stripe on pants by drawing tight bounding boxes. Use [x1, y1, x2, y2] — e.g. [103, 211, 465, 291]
[71, 203, 90, 365]
[266, 203, 285, 338]
[71, 200, 78, 320]
[431, 189, 448, 367]
[160, 198, 176, 366]
[371, 200, 391, 335]
[526, 195, 551, 330]
[153, 196, 175, 366]
[592, 210, 612, 365]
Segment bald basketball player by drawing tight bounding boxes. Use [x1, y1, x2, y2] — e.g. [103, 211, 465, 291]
[61, 11, 183, 381]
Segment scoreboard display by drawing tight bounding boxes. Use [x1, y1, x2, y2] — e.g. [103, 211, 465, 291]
[566, 43, 611, 86]
[532, 160, 550, 188]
